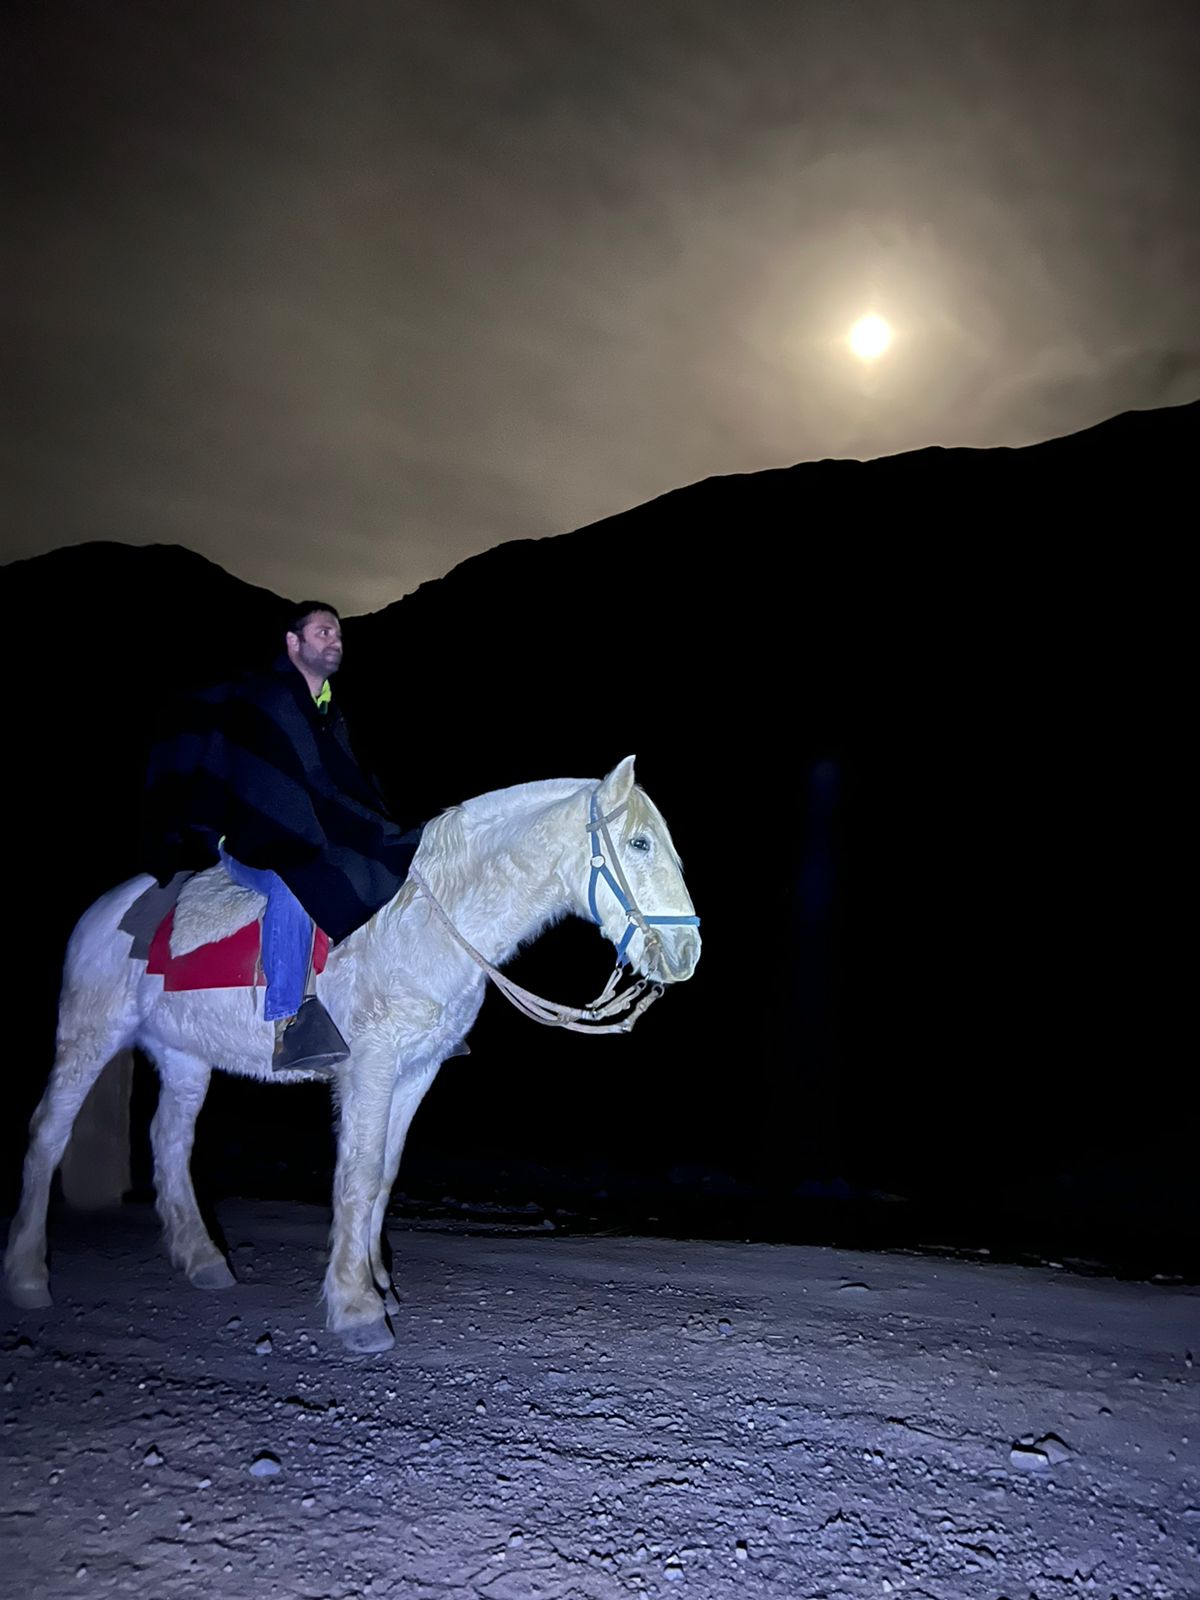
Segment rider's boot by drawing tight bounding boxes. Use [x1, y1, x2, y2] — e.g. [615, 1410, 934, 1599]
[272, 997, 350, 1076]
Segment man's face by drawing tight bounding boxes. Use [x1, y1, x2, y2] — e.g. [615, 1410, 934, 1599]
[287, 610, 343, 679]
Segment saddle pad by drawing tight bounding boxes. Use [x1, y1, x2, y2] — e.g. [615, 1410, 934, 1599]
[171, 866, 264, 957]
[146, 908, 329, 992]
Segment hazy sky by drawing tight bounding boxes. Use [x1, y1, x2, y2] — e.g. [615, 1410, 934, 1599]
[5, 0, 1198, 612]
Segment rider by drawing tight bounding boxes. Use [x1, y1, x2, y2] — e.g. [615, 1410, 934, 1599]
[143, 602, 419, 1074]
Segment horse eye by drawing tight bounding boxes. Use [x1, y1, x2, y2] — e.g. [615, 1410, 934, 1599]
[628, 836, 651, 853]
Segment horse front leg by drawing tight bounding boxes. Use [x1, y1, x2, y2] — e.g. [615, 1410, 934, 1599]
[369, 1061, 442, 1314]
[147, 1047, 233, 1289]
[324, 1049, 401, 1352]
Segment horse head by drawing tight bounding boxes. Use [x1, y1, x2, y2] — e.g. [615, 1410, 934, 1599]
[583, 756, 701, 984]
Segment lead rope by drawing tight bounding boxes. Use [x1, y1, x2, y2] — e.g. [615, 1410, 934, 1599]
[407, 866, 664, 1035]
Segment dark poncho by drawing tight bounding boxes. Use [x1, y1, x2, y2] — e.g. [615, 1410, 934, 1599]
[143, 660, 417, 944]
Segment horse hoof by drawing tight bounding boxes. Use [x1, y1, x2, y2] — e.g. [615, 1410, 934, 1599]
[339, 1319, 394, 1354]
[8, 1280, 52, 1311]
[190, 1261, 236, 1291]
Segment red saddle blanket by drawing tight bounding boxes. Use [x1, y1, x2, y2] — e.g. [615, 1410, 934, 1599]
[146, 908, 330, 993]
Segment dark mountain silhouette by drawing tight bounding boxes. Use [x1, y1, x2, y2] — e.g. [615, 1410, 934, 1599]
[4, 399, 1195, 1270]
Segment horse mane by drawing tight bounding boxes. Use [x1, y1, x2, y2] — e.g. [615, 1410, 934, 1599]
[417, 776, 682, 887]
[418, 778, 591, 873]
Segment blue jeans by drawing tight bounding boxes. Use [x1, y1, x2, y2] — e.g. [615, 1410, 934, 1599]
[220, 848, 312, 1023]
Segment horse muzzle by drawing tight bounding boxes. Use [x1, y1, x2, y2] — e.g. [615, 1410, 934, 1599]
[638, 922, 701, 984]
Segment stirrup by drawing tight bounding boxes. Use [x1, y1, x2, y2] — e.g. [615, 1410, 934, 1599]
[271, 997, 350, 1076]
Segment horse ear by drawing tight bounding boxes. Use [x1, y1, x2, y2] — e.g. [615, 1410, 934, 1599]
[598, 754, 637, 811]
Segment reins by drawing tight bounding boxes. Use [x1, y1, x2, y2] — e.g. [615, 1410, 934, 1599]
[408, 865, 663, 1034]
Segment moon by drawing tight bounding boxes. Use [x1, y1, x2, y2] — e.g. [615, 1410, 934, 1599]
[848, 314, 893, 361]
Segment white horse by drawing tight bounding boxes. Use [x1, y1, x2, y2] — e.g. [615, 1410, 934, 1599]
[5, 758, 699, 1351]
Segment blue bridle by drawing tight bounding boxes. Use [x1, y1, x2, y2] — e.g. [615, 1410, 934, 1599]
[586, 788, 701, 969]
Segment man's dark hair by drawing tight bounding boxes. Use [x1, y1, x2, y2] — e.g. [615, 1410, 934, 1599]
[287, 601, 341, 638]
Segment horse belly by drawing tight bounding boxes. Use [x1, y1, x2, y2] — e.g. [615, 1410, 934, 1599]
[140, 987, 275, 1079]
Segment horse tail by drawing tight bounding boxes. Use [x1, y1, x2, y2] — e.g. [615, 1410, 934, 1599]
[57, 877, 153, 1052]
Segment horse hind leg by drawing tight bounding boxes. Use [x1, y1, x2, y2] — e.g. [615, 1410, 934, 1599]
[5, 1013, 137, 1309]
[145, 1046, 233, 1290]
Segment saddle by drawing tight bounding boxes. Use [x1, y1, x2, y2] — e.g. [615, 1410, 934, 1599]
[127, 867, 330, 993]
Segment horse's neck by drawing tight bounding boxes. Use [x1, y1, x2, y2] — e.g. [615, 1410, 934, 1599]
[412, 779, 590, 963]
